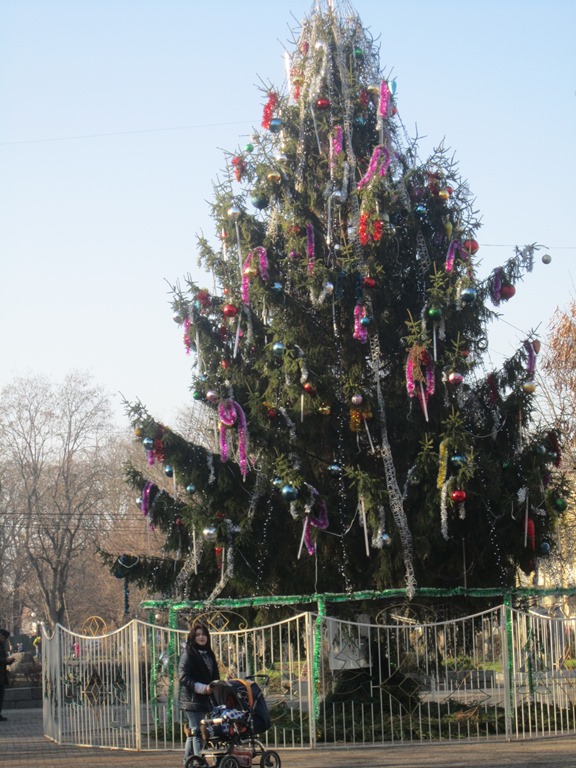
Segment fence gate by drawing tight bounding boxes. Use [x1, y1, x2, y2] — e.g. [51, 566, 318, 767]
[42, 606, 576, 750]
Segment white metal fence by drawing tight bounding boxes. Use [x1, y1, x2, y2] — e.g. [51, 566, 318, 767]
[42, 606, 576, 750]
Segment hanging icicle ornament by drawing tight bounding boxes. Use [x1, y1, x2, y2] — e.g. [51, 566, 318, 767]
[353, 304, 368, 343]
[306, 222, 315, 273]
[241, 247, 269, 306]
[357, 145, 391, 190]
[218, 399, 249, 479]
[406, 344, 435, 421]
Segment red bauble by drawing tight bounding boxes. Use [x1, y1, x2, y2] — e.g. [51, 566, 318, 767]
[363, 276, 377, 288]
[221, 358, 230, 370]
[222, 303, 238, 318]
[448, 371, 464, 386]
[267, 408, 278, 419]
[463, 239, 479, 255]
[500, 284, 516, 300]
[451, 489, 467, 503]
[316, 97, 330, 110]
[303, 382, 317, 396]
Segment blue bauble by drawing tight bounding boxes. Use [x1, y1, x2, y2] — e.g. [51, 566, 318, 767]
[269, 117, 283, 133]
[142, 437, 154, 450]
[272, 476, 283, 488]
[281, 484, 299, 501]
[451, 455, 467, 467]
[360, 316, 371, 327]
[186, 483, 196, 494]
[415, 205, 426, 217]
[272, 341, 286, 356]
[271, 282, 283, 294]
[539, 541, 551, 556]
[327, 463, 342, 476]
[165, 465, 173, 478]
[460, 287, 477, 304]
[354, 116, 366, 127]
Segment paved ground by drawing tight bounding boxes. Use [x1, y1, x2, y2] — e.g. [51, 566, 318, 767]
[2, 707, 576, 767]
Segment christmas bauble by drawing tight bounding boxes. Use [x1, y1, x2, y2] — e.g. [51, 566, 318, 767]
[460, 287, 477, 304]
[172, 310, 183, 324]
[142, 437, 154, 450]
[318, 404, 331, 416]
[542, 253, 552, 265]
[267, 172, 281, 183]
[354, 116, 366, 127]
[363, 276, 376, 288]
[244, 143, 254, 153]
[267, 407, 278, 419]
[451, 455, 467, 467]
[463, 239, 479, 255]
[554, 498, 568, 512]
[428, 307, 442, 320]
[251, 194, 269, 210]
[222, 304, 238, 318]
[192, 390, 203, 400]
[165, 465, 173, 478]
[134, 426, 143, 437]
[532, 339, 541, 354]
[203, 525, 217, 541]
[281, 484, 299, 501]
[451, 489, 467, 503]
[303, 382, 317, 395]
[414, 204, 426, 217]
[269, 117, 282, 133]
[272, 341, 286, 355]
[186, 484, 196, 494]
[227, 205, 241, 221]
[379, 532, 392, 548]
[271, 282, 283, 294]
[351, 394, 363, 405]
[500, 284, 516, 300]
[448, 371, 464, 386]
[206, 390, 219, 404]
[539, 541, 551, 556]
[272, 476, 283, 488]
[244, 265, 258, 278]
[135, 496, 142, 508]
[360, 316, 371, 326]
[327, 463, 342, 476]
[522, 381, 536, 394]
[354, 46, 364, 59]
[221, 358, 230, 370]
[316, 97, 330, 110]
[535, 444, 547, 456]
[324, 282, 334, 294]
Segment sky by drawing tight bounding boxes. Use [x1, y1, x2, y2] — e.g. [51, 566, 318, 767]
[1, 1, 575, 426]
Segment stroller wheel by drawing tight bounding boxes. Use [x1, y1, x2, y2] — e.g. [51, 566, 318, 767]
[185, 757, 209, 768]
[260, 750, 281, 768]
[218, 757, 240, 768]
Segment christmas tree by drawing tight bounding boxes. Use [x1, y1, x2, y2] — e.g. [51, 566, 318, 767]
[110, 2, 566, 602]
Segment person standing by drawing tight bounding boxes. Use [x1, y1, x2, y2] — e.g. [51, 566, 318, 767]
[178, 622, 220, 764]
[0, 629, 15, 722]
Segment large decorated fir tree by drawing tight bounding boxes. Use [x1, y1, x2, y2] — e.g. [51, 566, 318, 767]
[109, 2, 567, 602]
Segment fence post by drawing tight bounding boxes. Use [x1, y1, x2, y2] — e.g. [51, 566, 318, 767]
[130, 619, 142, 750]
[502, 595, 514, 740]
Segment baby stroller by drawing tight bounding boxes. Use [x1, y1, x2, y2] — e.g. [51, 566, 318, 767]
[185, 676, 280, 768]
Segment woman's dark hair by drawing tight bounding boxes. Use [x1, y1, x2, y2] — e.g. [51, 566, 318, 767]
[186, 622, 212, 652]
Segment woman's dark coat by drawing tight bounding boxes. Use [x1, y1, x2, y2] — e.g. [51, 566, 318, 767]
[178, 644, 220, 713]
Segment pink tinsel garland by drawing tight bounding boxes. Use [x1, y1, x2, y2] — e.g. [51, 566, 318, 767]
[445, 240, 468, 272]
[218, 399, 248, 478]
[306, 223, 315, 273]
[353, 304, 368, 343]
[330, 125, 343, 170]
[357, 145, 391, 190]
[304, 488, 329, 556]
[378, 81, 390, 120]
[524, 339, 536, 375]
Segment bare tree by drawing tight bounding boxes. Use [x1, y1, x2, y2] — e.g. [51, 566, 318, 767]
[0, 372, 115, 627]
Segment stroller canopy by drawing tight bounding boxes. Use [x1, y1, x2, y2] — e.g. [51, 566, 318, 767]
[210, 679, 271, 734]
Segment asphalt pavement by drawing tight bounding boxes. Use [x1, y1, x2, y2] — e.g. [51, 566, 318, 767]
[2, 707, 576, 767]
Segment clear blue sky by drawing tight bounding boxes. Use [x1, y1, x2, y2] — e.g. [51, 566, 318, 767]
[1, 1, 575, 425]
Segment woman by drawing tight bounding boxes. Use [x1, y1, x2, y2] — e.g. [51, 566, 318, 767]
[179, 622, 220, 763]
